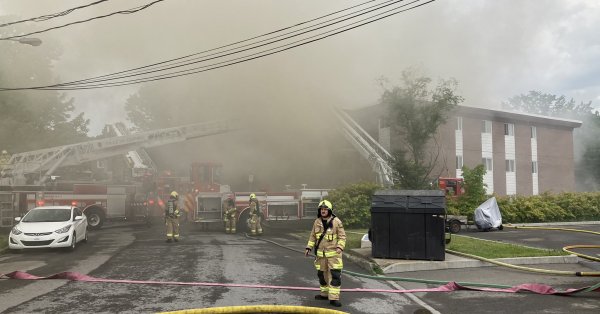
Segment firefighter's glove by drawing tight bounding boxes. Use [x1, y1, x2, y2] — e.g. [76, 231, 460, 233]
[305, 248, 311, 257]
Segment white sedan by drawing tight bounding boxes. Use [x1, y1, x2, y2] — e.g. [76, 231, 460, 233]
[9, 206, 88, 251]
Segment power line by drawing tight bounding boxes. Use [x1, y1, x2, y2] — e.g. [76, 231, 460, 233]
[0, 0, 165, 41]
[0, 0, 110, 28]
[60, 0, 381, 86]
[47, 0, 435, 90]
[58, 0, 398, 86]
[1, 0, 436, 91]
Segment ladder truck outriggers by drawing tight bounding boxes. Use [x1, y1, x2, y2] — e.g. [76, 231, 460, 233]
[0, 120, 239, 229]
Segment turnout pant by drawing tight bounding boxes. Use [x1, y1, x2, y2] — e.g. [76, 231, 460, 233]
[165, 217, 180, 240]
[224, 214, 236, 233]
[314, 252, 343, 301]
[249, 214, 262, 235]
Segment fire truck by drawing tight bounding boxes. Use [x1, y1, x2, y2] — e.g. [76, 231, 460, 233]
[438, 177, 465, 197]
[184, 161, 328, 232]
[0, 120, 240, 229]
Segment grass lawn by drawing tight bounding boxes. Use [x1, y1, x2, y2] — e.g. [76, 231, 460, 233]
[296, 229, 568, 259]
[447, 234, 568, 259]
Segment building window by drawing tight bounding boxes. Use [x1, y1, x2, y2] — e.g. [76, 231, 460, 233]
[482, 157, 493, 171]
[531, 126, 537, 139]
[456, 155, 463, 169]
[504, 123, 514, 136]
[456, 117, 463, 131]
[532, 161, 538, 174]
[482, 120, 492, 133]
[505, 159, 515, 172]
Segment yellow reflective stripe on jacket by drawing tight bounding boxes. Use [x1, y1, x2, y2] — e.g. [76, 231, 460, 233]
[307, 241, 315, 248]
[331, 260, 343, 269]
[316, 250, 339, 257]
[337, 239, 346, 248]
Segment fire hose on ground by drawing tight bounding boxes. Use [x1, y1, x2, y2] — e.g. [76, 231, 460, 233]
[243, 232, 600, 293]
[2, 228, 600, 314]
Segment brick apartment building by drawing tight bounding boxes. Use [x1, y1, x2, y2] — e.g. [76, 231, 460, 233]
[350, 105, 582, 195]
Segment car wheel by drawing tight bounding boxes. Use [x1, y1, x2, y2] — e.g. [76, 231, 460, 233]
[70, 232, 76, 250]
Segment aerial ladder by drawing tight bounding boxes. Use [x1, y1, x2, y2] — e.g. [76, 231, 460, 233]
[110, 122, 157, 177]
[0, 120, 240, 185]
[331, 106, 395, 187]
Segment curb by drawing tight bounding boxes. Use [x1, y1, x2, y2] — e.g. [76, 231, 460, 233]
[379, 254, 579, 274]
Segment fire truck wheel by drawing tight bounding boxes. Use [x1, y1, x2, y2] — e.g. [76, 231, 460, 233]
[86, 208, 105, 230]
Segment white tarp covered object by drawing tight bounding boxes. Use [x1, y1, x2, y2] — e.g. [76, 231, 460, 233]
[474, 197, 503, 231]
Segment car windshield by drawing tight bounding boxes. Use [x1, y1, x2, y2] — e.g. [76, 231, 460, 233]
[22, 208, 72, 222]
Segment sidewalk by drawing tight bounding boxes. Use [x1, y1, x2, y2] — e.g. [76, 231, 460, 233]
[346, 247, 579, 274]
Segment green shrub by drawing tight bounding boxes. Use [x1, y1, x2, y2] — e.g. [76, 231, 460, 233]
[327, 182, 380, 228]
[328, 179, 600, 227]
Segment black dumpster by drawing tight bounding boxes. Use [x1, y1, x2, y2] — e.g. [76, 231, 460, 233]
[370, 190, 446, 261]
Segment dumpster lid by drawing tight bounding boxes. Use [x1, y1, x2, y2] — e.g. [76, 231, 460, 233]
[373, 190, 445, 197]
[371, 189, 446, 214]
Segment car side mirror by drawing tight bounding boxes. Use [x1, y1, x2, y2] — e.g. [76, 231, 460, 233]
[14, 217, 21, 222]
[74, 216, 83, 221]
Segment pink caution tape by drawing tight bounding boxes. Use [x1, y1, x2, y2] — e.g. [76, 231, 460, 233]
[1, 271, 599, 296]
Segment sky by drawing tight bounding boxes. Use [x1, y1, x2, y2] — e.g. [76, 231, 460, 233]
[1, 0, 599, 135]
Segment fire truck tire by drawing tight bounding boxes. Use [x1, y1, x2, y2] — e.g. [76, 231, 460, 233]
[85, 208, 105, 230]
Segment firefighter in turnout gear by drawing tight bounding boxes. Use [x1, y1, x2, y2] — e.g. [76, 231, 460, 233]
[223, 197, 237, 233]
[305, 200, 346, 308]
[165, 191, 181, 242]
[248, 193, 262, 235]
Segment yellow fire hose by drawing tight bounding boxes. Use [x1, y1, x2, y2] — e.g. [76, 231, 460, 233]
[159, 305, 348, 314]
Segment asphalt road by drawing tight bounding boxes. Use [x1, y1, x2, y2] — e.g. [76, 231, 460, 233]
[0, 223, 429, 314]
[392, 223, 600, 314]
[1, 222, 599, 313]
[459, 223, 600, 260]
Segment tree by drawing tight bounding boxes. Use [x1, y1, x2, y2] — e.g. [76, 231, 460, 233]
[502, 90, 600, 191]
[0, 28, 90, 154]
[502, 90, 594, 117]
[124, 85, 175, 131]
[379, 68, 464, 189]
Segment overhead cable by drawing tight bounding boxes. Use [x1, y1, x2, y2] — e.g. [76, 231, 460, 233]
[0, 0, 435, 91]
[0, 0, 165, 41]
[0, 0, 110, 28]
[44, 0, 430, 90]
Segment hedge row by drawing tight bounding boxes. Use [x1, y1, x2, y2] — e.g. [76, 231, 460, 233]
[329, 182, 600, 228]
[445, 191, 600, 223]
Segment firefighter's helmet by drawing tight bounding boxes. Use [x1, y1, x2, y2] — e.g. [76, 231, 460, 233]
[170, 191, 179, 199]
[249, 193, 256, 200]
[317, 200, 334, 218]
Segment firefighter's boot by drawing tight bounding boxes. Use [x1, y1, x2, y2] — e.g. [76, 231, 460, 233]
[330, 300, 342, 307]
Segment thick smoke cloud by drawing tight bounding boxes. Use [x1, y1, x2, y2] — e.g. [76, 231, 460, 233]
[2, 0, 599, 190]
